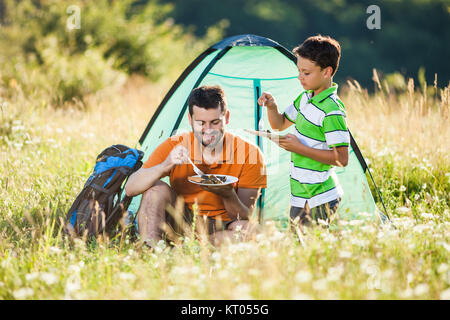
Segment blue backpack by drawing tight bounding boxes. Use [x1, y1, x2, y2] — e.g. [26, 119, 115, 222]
[65, 145, 144, 239]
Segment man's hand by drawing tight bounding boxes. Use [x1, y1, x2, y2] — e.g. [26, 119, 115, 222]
[200, 183, 235, 198]
[161, 145, 189, 175]
[277, 133, 304, 153]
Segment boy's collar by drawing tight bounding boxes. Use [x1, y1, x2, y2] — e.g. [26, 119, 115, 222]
[307, 82, 338, 104]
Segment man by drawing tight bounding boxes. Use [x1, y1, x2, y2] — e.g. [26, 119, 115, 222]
[125, 85, 267, 246]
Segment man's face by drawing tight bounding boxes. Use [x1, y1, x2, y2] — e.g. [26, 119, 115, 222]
[189, 105, 229, 149]
[296, 56, 332, 91]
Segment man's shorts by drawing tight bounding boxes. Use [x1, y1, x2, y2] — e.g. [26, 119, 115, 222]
[290, 198, 341, 227]
[165, 204, 235, 236]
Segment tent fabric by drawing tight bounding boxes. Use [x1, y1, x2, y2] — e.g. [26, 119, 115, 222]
[128, 34, 384, 225]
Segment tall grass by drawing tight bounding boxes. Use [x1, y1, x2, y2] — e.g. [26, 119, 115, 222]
[0, 74, 449, 299]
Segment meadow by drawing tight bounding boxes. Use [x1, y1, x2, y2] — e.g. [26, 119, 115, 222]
[0, 70, 448, 300]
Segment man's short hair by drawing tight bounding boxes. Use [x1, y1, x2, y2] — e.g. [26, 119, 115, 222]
[293, 35, 341, 76]
[188, 85, 227, 116]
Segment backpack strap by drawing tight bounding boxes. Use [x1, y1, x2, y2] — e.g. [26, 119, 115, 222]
[90, 183, 115, 194]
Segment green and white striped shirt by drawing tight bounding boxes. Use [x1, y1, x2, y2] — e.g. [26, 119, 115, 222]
[283, 83, 350, 208]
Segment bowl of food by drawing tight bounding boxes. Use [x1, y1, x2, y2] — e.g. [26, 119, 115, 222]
[188, 174, 238, 186]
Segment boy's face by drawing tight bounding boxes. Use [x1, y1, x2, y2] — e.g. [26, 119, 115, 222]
[296, 56, 332, 91]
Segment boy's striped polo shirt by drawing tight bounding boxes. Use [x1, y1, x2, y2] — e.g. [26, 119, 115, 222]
[283, 83, 350, 208]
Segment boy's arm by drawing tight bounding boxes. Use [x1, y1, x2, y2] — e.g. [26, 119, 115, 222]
[277, 134, 349, 167]
[258, 92, 293, 131]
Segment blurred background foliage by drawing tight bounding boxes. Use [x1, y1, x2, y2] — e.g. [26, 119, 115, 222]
[0, 0, 448, 106]
[161, 0, 450, 89]
[0, 0, 225, 105]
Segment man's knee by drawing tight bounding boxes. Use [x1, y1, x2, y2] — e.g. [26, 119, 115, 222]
[141, 180, 174, 204]
[228, 220, 258, 233]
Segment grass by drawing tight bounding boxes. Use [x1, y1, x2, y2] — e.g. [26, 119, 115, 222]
[0, 75, 449, 300]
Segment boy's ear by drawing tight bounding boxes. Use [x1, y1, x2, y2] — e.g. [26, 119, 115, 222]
[225, 110, 230, 124]
[323, 66, 333, 78]
[188, 112, 192, 125]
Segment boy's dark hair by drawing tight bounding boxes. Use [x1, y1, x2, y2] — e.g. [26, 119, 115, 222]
[188, 85, 227, 116]
[293, 35, 341, 76]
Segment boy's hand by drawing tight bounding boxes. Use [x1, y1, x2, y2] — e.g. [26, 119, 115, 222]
[258, 92, 277, 110]
[277, 134, 304, 153]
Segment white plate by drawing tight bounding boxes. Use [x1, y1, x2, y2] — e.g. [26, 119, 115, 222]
[188, 174, 238, 186]
[244, 129, 282, 141]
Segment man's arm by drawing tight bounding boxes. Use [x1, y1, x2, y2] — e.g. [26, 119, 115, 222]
[200, 185, 261, 220]
[125, 145, 188, 197]
[125, 163, 170, 197]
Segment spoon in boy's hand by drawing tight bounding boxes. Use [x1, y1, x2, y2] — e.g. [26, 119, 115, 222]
[258, 102, 265, 131]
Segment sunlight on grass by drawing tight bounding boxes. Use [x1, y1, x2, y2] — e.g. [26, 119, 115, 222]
[0, 76, 449, 300]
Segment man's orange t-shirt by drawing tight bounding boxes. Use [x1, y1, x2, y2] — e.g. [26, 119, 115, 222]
[142, 131, 267, 221]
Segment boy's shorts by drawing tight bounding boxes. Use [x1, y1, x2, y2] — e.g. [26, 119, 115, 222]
[290, 198, 340, 227]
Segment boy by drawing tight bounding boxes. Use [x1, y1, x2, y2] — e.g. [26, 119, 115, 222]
[258, 35, 350, 227]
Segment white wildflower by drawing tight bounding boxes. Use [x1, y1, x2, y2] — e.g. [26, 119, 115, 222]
[65, 279, 81, 294]
[396, 207, 410, 214]
[400, 288, 413, 299]
[440, 288, 450, 300]
[399, 185, 407, 192]
[132, 289, 148, 299]
[248, 268, 261, 277]
[25, 272, 39, 282]
[295, 271, 312, 284]
[40, 272, 58, 285]
[339, 250, 352, 259]
[68, 265, 81, 274]
[119, 272, 136, 281]
[421, 212, 434, 220]
[13, 288, 34, 299]
[414, 283, 429, 296]
[327, 264, 344, 282]
[438, 264, 449, 274]
[292, 292, 313, 300]
[438, 242, 450, 252]
[233, 284, 252, 299]
[210, 252, 221, 262]
[49, 247, 62, 254]
[312, 279, 328, 291]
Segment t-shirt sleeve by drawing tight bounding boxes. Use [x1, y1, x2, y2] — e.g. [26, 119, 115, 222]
[142, 137, 177, 172]
[237, 146, 267, 189]
[283, 103, 298, 123]
[322, 110, 350, 148]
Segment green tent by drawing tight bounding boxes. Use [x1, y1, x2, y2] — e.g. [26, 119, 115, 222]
[128, 34, 388, 226]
